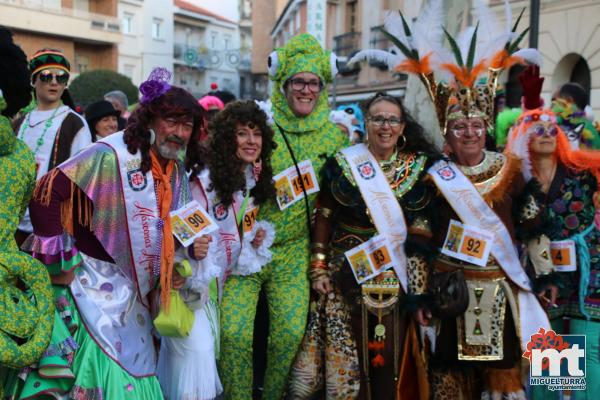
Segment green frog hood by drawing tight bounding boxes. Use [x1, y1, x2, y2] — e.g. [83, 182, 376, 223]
[269, 33, 337, 133]
[0, 93, 16, 156]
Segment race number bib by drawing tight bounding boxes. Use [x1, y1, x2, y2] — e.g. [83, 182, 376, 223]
[170, 200, 219, 247]
[242, 206, 259, 234]
[344, 234, 398, 284]
[441, 220, 493, 267]
[273, 160, 319, 210]
[550, 240, 577, 272]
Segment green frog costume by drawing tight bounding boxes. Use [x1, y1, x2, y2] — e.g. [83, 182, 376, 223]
[219, 33, 348, 399]
[0, 90, 53, 396]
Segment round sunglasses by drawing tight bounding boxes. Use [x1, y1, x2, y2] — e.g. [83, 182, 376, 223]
[532, 124, 558, 137]
[38, 70, 70, 85]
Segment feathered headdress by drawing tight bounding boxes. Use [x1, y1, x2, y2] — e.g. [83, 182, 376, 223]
[349, 0, 542, 136]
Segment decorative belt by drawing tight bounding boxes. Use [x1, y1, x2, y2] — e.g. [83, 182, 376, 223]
[434, 256, 506, 281]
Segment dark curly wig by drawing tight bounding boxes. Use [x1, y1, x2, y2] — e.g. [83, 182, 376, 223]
[0, 27, 31, 118]
[207, 100, 276, 208]
[361, 92, 441, 159]
[123, 86, 206, 174]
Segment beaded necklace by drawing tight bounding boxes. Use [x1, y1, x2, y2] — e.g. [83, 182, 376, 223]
[18, 107, 61, 155]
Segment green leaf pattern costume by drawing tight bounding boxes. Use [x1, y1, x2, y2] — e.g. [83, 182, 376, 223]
[0, 93, 54, 393]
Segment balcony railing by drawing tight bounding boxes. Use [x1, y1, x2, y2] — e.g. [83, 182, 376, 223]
[369, 25, 391, 70]
[333, 31, 361, 58]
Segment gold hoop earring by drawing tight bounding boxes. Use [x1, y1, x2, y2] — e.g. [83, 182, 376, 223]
[397, 134, 407, 151]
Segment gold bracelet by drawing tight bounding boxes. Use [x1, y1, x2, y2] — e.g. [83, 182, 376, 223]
[310, 252, 327, 262]
[311, 243, 328, 251]
[310, 260, 328, 270]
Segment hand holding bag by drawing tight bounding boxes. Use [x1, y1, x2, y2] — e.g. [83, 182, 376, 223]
[153, 261, 195, 337]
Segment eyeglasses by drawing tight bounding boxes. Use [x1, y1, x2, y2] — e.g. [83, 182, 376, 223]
[532, 124, 558, 137]
[38, 69, 69, 85]
[288, 78, 322, 93]
[368, 116, 403, 127]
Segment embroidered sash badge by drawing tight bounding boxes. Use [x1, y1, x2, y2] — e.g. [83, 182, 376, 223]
[436, 164, 456, 181]
[357, 160, 376, 180]
[126, 159, 147, 191]
[213, 202, 229, 221]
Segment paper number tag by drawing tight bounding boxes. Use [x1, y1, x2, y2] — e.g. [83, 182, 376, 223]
[550, 240, 577, 272]
[242, 206, 259, 234]
[441, 219, 493, 267]
[273, 160, 320, 210]
[170, 200, 218, 247]
[345, 234, 397, 284]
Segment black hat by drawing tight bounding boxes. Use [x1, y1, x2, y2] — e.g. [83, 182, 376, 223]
[85, 100, 120, 127]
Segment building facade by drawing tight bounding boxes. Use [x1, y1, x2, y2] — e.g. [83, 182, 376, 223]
[491, 0, 600, 116]
[1, 0, 121, 78]
[173, 0, 240, 98]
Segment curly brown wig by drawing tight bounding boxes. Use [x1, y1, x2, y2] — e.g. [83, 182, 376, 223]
[123, 86, 206, 174]
[207, 100, 276, 207]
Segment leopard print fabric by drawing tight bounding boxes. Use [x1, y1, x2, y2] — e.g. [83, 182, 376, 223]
[407, 254, 429, 295]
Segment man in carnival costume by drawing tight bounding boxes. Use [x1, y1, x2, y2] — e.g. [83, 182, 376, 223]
[219, 33, 348, 399]
[507, 65, 600, 399]
[13, 48, 92, 246]
[352, 1, 552, 398]
[0, 27, 53, 396]
[5, 68, 205, 399]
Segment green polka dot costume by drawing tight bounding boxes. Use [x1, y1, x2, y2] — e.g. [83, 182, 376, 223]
[219, 34, 349, 399]
[0, 92, 54, 382]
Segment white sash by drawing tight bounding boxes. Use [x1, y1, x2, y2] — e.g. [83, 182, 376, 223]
[198, 169, 244, 273]
[428, 159, 550, 350]
[100, 132, 160, 300]
[340, 144, 408, 291]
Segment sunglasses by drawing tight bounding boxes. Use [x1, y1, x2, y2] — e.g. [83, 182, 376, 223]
[532, 124, 558, 137]
[38, 70, 69, 84]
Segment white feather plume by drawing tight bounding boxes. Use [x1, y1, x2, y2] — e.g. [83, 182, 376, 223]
[412, 0, 445, 61]
[504, 0, 513, 37]
[513, 48, 544, 67]
[348, 49, 405, 70]
[456, 26, 476, 64]
[383, 10, 414, 51]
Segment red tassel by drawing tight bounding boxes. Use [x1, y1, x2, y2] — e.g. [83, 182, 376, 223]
[368, 341, 385, 352]
[371, 354, 385, 367]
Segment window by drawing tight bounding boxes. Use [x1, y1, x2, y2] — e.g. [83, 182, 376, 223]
[152, 18, 163, 40]
[346, 0, 358, 33]
[295, 10, 301, 32]
[224, 34, 231, 50]
[75, 55, 90, 74]
[123, 64, 135, 80]
[211, 32, 218, 49]
[122, 12, 133, 34]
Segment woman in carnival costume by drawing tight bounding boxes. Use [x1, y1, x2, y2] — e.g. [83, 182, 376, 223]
[506, 65, 600, 400]
[6, 68, 205, 399]
[0, 27, 54, 397]
[158, 100, 276, 400]
[289, 91, 441, 399]
[351, 1, 553, 398]
[219, 33, 348, 399]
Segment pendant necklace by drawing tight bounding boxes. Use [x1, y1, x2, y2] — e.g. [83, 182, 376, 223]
[18, 107, 61, 155]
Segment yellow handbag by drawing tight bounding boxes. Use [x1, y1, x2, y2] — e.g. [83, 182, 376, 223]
[153, 261, 195, 337]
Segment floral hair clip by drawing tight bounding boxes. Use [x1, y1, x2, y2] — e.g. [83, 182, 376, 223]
[520, 110, 557, 125]
[140, 67, 172, 105]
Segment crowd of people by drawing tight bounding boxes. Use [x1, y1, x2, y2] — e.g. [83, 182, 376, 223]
[1, 2, 600, 399]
